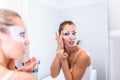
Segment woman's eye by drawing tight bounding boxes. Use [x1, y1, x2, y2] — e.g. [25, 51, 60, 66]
[20, 32, 25, 38]
[72, 32, 76, 35]
[64, 33, 70, 36]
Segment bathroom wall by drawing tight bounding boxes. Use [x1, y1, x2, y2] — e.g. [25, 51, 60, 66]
[0, 0, 21, 13]
[109, 0, 120, 80]
[26, 0, 61, 79]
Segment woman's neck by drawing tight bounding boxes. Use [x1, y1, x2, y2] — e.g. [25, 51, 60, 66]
[65, 45, 79, 55]
[7, 59, 15, 70]
[0, 52, 15, 70]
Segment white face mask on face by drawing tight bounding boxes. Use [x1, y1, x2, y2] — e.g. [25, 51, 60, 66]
[8, 26, 26, 42]
[62, 30, 77, 39]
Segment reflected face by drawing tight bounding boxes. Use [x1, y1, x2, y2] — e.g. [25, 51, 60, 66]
[0, 23, 29, 60]
[62, 24, 76, 47]
[9, 26, 26, 42]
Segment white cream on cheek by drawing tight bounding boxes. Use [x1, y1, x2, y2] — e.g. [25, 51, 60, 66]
[8, 26, 26, 42]
[62, 31, 77, 46]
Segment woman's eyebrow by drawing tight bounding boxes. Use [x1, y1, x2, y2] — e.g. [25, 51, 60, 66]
[73, 30, 76, 32]
[22, 29, 26, 33]
[21, 32, 25, 34]
[20, 31, 26, 35]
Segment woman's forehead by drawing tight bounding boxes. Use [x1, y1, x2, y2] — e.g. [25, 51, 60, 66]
[62, 29, 76, 33]
[9, 26, 26, 32]
[63, 24, 76, 31]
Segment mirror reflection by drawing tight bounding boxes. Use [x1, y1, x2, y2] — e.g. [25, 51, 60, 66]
[26, 0, 108, 80]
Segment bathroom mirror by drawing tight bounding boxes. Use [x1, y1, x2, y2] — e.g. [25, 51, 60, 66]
[23, 0, 109, 80]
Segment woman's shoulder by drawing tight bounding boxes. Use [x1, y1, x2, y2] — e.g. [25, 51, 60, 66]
[76, 47, 91, 66]
[78, 48, 90, 59]
[76, 45, 90, 57]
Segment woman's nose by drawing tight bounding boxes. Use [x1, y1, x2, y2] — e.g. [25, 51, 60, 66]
[24, 39, 30, 45]
[70, 35, 76, 40]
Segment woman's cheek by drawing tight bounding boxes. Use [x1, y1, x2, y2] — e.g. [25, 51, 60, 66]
[11, 34, 25, 42]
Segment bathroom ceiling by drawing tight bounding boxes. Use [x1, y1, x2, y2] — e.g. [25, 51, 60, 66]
[35, 0, 105, 8]
[36, 0, 104, 4]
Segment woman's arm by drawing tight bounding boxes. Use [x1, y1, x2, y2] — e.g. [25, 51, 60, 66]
[61, 58, 72, 80]
[50, 48, 65, 78]
[61, 50, 90, 80]
[50, 33, 65, 78]
[72, 50, 90, 80]
[50, 56, 61, 78]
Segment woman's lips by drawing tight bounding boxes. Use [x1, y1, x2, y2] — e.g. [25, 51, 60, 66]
[69, 41, 75, 45]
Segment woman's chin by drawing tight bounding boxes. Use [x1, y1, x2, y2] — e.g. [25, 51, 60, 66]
[68, 44, 75, 48]
[16, 54, 24, 60]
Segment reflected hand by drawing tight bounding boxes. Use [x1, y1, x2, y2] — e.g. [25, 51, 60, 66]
[56, 49, 68, 60]
[56, 32, 64, 49]
[18, 57, 37, 72]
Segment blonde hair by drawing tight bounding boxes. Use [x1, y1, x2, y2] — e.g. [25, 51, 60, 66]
[0, 9, 21, 33]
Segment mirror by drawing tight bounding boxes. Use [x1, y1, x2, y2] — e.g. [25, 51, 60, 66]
[24, 0, 109, 80]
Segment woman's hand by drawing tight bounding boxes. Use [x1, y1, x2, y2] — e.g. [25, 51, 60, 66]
[56, 49, 68, 60]
[18, 57, 37, 72]
[56, 32, 64, 49]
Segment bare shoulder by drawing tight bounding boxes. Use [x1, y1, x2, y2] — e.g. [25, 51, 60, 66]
[76, 49, 91, 66]
[79, 49, 90, 59]
[10, 71, 36, 80]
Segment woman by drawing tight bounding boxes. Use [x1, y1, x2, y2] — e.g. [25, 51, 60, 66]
[50, 20, 91, 80]
[0, 9, 36, 80]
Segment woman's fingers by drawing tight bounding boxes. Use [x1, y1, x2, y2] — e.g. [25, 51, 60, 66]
[63, 52, 68, 58]
[56, 49, 62, 58]
[24, 57, 37, 66]
[56, 49, 68, 59]
[55, 32, 64, 49]
[55, 32, 59, 41]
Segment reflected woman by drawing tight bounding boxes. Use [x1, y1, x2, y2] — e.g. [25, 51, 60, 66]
[50, 20, 91, 80]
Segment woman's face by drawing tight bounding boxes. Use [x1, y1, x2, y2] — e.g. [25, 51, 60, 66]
[62, 24, 76, 48]
[0, 18, 29, 60]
